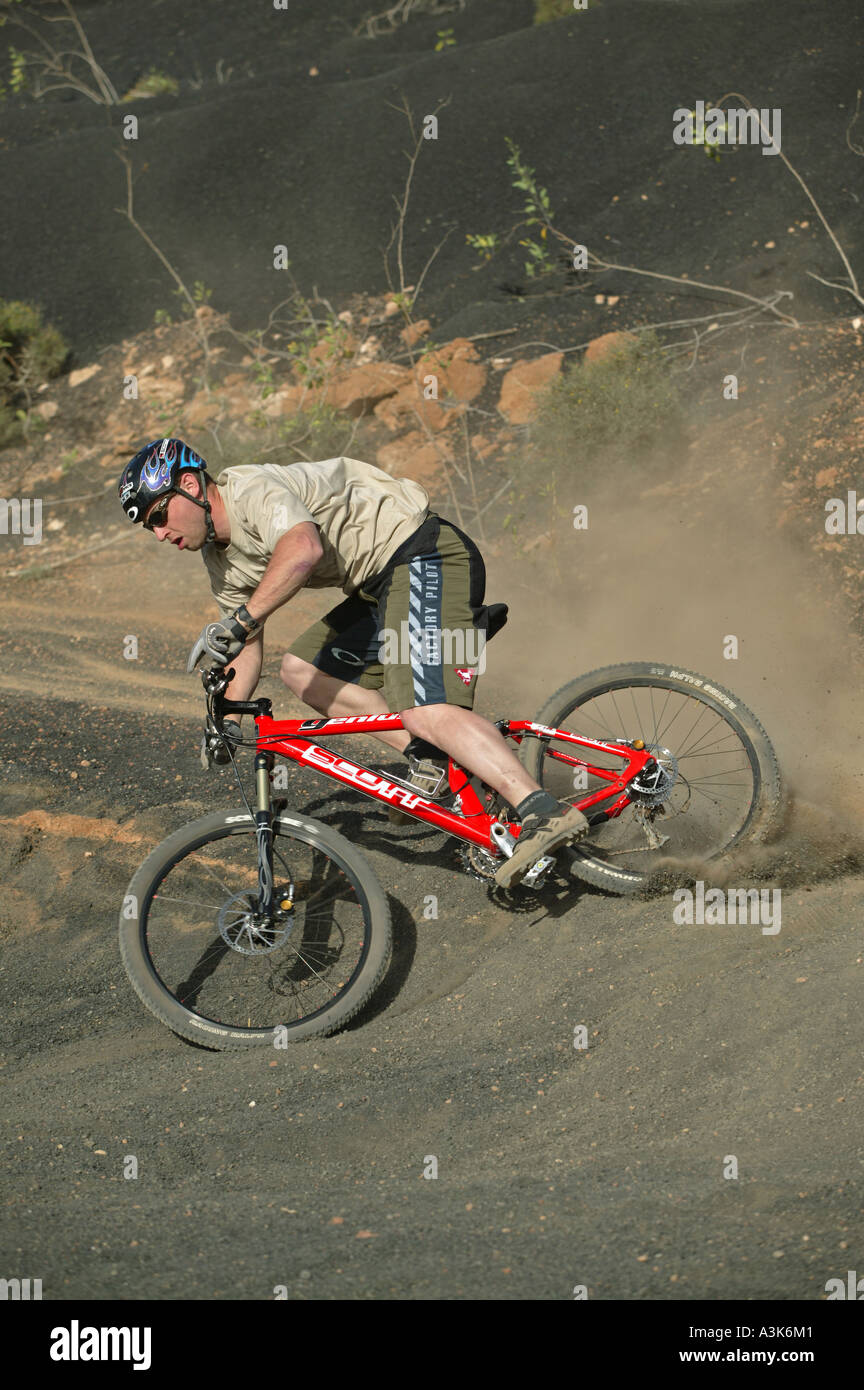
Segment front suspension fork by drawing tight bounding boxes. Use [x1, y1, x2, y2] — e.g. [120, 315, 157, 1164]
[254, 750, 275, 920]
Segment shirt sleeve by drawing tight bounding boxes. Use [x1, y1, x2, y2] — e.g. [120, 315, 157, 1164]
[232, 470, 316, 553]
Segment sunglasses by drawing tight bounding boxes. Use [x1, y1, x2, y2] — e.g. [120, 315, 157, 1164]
[143, 492, 176, 531]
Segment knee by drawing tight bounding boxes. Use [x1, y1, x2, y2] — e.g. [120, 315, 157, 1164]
[399, 703, 447, 738]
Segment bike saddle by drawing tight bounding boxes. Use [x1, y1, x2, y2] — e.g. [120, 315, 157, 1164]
[481, 602, 509, 640]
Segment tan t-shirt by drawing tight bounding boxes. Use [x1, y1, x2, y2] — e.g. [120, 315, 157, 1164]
[203, 457, 429, 615]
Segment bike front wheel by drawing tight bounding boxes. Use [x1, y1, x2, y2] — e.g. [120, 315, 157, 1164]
[520, 662, 783, 895]
[119, 808, 391, 1049]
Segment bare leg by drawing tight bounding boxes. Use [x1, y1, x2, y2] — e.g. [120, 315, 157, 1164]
[400, 703, 540, 809]
[280, 653, 410, 755]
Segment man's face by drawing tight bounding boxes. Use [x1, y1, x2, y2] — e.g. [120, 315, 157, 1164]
[144, 480, 208, 551]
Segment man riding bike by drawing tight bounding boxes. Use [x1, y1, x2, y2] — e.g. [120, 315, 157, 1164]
[118, 437, 589, 887]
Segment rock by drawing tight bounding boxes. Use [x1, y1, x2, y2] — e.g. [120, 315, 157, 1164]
[583, 331, 638, 364]
[68, 364, 102, 388]
[35, 401, 59, 421]
[183, 392, 221, 427]
[376, 430, 448, 485]
[143, 375, 185, 406]
[220, 386, 257, 419]
[322, 361, 412, 417]
[260, 384, 311, 419]
[357, 335, 381, 363]
[416, 337, 486, 404]
[309, 333, 356, 366]
[497, 352, 563, 423]
[470, 432, 496, 459]
[102, 408, 141, 453]
[373, 381, 459, 434]
[400, 318, 431, 347]
[161, 354, 175, 369]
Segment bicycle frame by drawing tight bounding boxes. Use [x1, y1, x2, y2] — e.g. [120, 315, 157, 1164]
[250, 710, 654, 853]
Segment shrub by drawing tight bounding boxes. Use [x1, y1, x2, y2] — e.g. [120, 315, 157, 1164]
[211, 404, 356, 472]
[0, 298, 68, 448]
[529, 330, 683, 460]
[277, 404, 355, 463]
[121, 69, 179, 101]
[534, 0, 597, 22]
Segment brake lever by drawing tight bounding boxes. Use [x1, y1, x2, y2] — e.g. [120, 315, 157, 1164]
[198, 666, 235, 770]
[186, 635, 209, 673]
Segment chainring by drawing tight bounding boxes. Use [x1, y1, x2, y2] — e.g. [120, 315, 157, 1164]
[457, 841, 498, 880]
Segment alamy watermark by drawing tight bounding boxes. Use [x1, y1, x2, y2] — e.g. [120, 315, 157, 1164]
[825, 491, 864, 535]
[378, 622, 487, 675]
[0, 497, 42, 545]
[673, 101, 781, 156]
[50, 1322, 151, 1370]
[673, 880, 781, 935]
[0, 1277, 42, 1300]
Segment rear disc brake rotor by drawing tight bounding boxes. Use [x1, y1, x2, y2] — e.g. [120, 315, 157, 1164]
[628, 745, 679, 806]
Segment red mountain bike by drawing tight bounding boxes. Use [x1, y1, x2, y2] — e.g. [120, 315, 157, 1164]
[119, 657, 781, 1049]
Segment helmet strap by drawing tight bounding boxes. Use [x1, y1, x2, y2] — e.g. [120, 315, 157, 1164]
[186, 473, 217, 544]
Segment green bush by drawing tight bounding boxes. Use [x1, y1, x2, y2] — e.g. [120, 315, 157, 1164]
[121, 69, 179, 101]
[534, 0, 597, 22]
[277, 404, 355, 463]
[0, 298, 68, 447]
[211, 404, 355, 472]
[529, 330, 683, 459]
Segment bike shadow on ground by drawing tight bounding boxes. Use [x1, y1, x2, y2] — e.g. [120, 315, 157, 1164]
[299, 784, 602, 916]
[289, 788, 606, 1030]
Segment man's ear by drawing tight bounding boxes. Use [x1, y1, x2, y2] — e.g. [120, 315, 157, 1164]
[178, 471, 203, 497]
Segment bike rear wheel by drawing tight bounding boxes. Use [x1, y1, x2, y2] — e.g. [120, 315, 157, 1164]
[119, 808, 391, 1048]
[519, 662, 782, 895]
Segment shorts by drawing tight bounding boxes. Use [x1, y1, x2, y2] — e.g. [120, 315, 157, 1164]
[286, 514, 488, 711]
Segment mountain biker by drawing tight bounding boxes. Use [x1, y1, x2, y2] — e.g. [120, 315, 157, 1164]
[118, 437, 588, 887]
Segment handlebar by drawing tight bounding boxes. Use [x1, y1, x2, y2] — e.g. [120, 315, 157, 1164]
[201, 665, 272, 730]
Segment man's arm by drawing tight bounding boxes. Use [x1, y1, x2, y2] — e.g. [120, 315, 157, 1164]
[223, 629, 263, 703]
[220, 522, 322, 712]
[245, 521, 323, 624]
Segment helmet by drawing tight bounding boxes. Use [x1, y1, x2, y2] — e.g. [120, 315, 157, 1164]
[118, 438, 216, 541]
[118, 438, 207, 522]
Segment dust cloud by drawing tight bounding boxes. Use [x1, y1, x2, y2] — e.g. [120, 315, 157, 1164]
[481, 413, 864, 882]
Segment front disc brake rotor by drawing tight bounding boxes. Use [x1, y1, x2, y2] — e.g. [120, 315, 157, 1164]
[217, 889, 295, 955]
